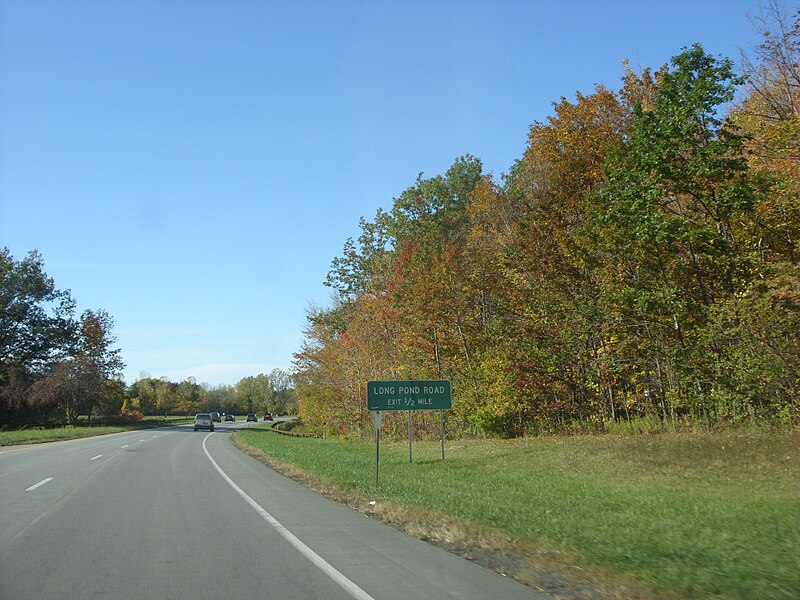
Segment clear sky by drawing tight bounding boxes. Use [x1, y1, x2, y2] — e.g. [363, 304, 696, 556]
[1, 0, 766, 386]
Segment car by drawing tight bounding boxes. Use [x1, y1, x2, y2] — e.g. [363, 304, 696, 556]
[246, 412, 257, 422]
[263, 412, 273, 421]
[210, 412, 221, 422]
[194, 413, 214, 432]
[225, 413, 235, 422]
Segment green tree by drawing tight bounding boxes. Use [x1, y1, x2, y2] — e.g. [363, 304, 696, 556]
[0, 248, 77, 367]
[266, 369, 294, 414]
[1, 249, 77, 422]
[235, 376, 262, 413]
[129, 377, 158, 414]
[155, 378, 177, 417]
[174, 378, 202, 415]
[98, 378, 126, 416]
[600, 44, 758, 419]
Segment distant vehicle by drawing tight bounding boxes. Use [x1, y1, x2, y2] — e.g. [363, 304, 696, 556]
[210, 412, 221, 422]
[246, 412, 257, 422]
[263, 413, 273, 421]
[225, 414, 236, 422]
[194, 413, 214, 432]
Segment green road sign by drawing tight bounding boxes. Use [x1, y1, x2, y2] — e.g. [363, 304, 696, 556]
[367, 380, 452, 411]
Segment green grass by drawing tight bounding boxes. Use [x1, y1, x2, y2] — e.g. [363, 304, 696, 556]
[0, 416, 192, 446]
[235, 427, 800, 600]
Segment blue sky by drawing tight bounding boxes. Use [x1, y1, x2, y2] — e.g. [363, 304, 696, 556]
[1, 0, 765, 386]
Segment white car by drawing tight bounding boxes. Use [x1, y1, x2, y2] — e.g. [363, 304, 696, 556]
[194, 413, 214, 432]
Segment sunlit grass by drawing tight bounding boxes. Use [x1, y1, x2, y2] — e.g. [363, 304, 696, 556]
[0, 416, 192, 446]
[235, 427, 800, 600]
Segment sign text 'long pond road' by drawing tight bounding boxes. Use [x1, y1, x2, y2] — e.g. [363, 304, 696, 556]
[367, 380, 452, 411]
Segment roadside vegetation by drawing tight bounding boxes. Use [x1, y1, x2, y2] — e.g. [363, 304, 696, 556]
[122, 371, 296, 422]
[235, 427, 799, 600]
[0, 416, 192, 446]
[295, 5, 800, 438]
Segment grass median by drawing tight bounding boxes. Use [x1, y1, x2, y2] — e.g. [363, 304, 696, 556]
[234, 427, 799, 600]
[0, 416, 192, 446]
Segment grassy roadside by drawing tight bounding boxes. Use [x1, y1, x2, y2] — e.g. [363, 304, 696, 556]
[0, 416, 192, 446]
[234, 427, 799, 600]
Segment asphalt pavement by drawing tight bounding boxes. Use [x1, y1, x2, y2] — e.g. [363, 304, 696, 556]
[0, 421, 551, 600]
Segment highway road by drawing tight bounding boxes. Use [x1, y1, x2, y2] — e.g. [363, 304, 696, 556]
[0, 422, 550, 600]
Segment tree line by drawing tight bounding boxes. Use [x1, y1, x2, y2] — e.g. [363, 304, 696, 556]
[0, 248, 296, 425]
[294, 7, 799, 437]
[124, 370, 296, 420]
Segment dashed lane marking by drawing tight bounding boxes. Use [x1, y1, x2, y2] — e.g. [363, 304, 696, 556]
[25, 478, 53, 492]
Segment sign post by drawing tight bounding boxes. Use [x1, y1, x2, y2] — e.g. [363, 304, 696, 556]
[440, 409, 445, 460]
[367, 380, 452, 476]
[372, 411, 382, 485]
[408, 411, 413, 463]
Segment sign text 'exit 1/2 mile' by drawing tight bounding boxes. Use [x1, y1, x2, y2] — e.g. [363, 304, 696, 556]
[367, 380, 452, 411]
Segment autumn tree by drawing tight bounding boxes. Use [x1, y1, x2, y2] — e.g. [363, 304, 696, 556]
[707, 4, 800, 424]
[294, 302, 360, 436]
[74, 309, 125, 420]
[28, 362, 85, 424]
[28, 309, 125, 423]
[735, 2, 800, 263]
[495, 86, 626, 432]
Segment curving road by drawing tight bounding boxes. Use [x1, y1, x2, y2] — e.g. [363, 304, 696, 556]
[0, 422, 550, 600]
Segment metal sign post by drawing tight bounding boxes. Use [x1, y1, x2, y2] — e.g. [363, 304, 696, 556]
[440, 409, 445, 460]
[408, 411, 413, 463]
[373, 411, 382, 485]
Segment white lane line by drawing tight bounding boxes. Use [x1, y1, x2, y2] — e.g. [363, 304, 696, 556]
[138, 439, 146, 442]
[26, 477, 53, 492]
[121, 445, 129, 448]
[201, 435, 375, 600]
[90, 455, 103, 461]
